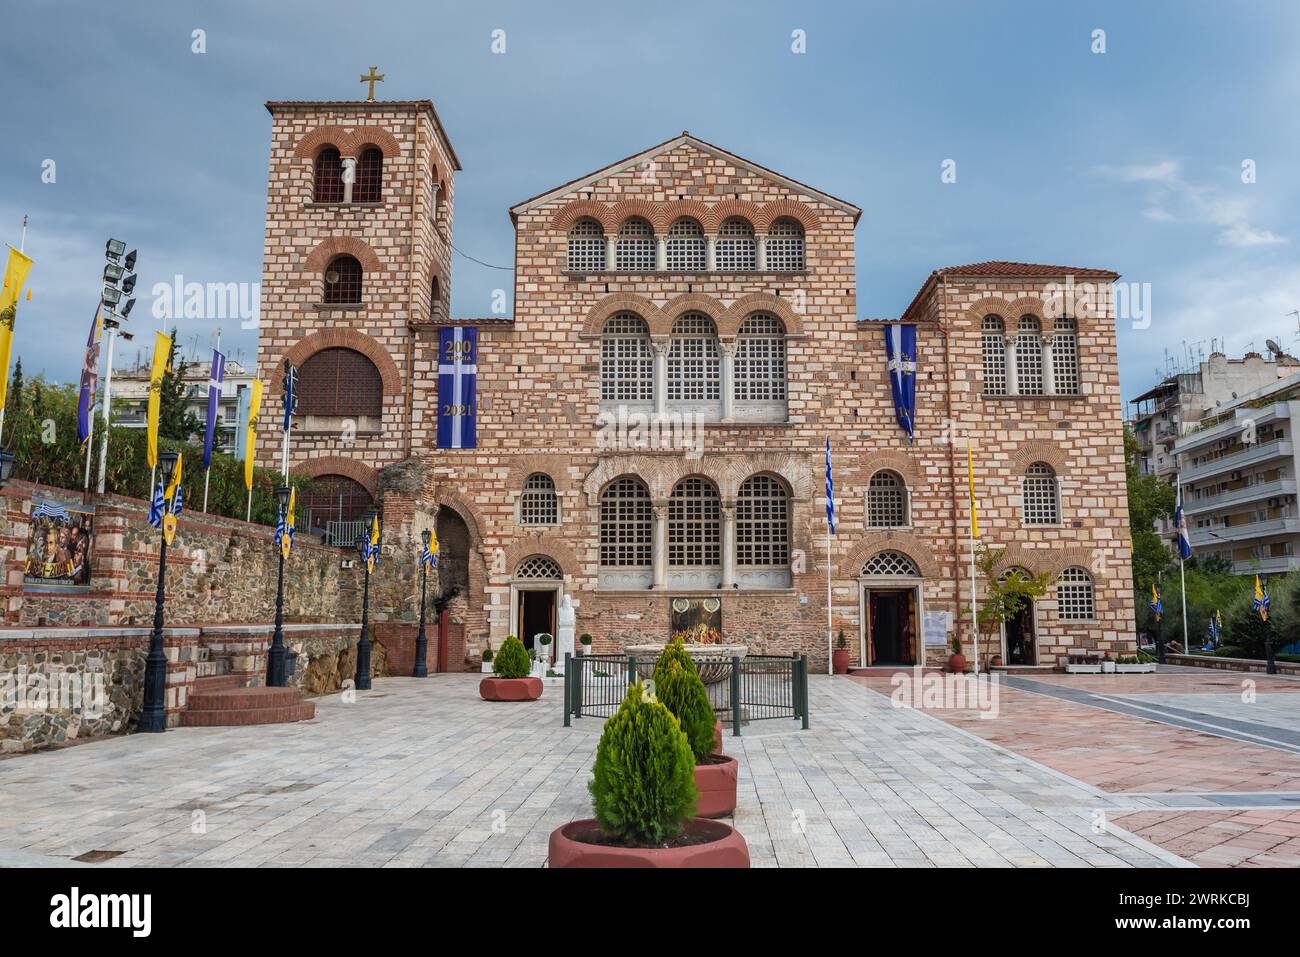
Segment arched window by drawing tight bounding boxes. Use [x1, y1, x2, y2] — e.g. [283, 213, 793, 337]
[715, 218, 756, 271]
[1057, 566, 1094, 620]
[862, 550, 920, 577]
[665, 218, 705, 272]
[599, 477, 652, 568]
[1015, 316, 1044, 395]
[736, 475, 789, 567]
[669, 477, 721, 567]
[519, 473, 558, 526]
[313, 147, 344, 203]
[982, 316, 1007, 395]
[734, 313, 787, 401]
[298, 348, 382, 416]
[767, 218, 805, 271]
[353, 147, 383, 203]
[429, 274, 441, 318]
[615, 217, 655, 272]
[600, 313, 653, 402]
[1022, 462, 1059, 525]
[323, 254, 362, 304]
[667, 312, 721, 402]
[867, 470, 908, 527]
[1053, 317, 1079, 394]
[567, 218, 605, 272]
[515, 555, 562, 580]
[301, 474, 373, 536]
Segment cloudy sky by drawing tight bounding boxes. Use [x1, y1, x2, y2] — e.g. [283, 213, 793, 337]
[3, 0, 1299, 404]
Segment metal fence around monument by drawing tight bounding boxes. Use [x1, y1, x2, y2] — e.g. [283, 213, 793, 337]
[562, 651, 809, 735]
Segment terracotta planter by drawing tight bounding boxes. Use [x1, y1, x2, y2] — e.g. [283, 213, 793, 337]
[713, 718, 724, 754]
[989, 654, 1003, 668]
[832, 648, 850, 674]
[548, 818, 750, 868]
[948, 653, 967, 673]
[695, 753, 739, 817]
[479, 676, 543, 701]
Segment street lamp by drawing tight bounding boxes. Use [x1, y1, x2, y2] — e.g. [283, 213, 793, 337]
[0, 450, 15, 487]
[138, 450, 179, 733]
[413, 529, 432, 678]
[354, 508, 379, 691]
[266, 484, 293, 687]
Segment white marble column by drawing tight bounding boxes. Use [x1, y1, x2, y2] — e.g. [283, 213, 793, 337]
[655, 235, 667, 272]
[721, 500, 737, 589]
[652, 338, 669, 417]
[605, 235, 617, 272]
[705, 236, 717, 272]
[652, 501, 668, 589]
[1041, 336, 1056, 396]
[1005, 340, 1019, 396]
[756, 234, 768, 271]
[719, 338, 736, 422]
[341, 157, 357, 204]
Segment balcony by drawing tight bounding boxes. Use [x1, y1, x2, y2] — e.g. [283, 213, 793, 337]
[1183, 478, 1298, 515]
[1189, 515, 1300, 546]
[1232, 555, 1300, 576]
[1178, 439, 1293, 483]
[1175, 402, 1291, 455]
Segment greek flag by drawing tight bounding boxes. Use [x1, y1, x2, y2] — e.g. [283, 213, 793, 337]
[824, 438, 835, 535]
[1254, 575, 1270, 622]
[437, 326, 478, 449]
[32, 501, 70, 522]
[274, 487, 295, 559]
[1174, 483, 1192, 561]
[421, 528, 439, 570]
[282, 361, 298, 432]
[148, 478, 165, 529]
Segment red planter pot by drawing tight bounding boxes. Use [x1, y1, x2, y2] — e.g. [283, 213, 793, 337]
[832, 649, 850, 674]
[548, 818, 750, 868]
[948, 653, 967, 674]
[479, 676, 543, 701]
[695, 753, 739, 818]
[713, 718, 724, 754]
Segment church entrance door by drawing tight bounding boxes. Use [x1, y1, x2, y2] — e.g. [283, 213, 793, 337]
[518, 588, 557, 663]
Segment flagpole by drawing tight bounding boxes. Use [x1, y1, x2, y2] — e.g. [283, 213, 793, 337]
[967, 442, 980, 675]
[95, 325, 117, 494]
[203, 331, 220, 514]
[826, 523, 833, 677]
[1177, 478, 1189, 656]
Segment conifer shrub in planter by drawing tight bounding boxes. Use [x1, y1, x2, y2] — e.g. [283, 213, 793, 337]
[948, 633, 967, 674]
[480, 635, 542, 701]
[654, 639, 737, 818]
[547, 681, 749, 868]
[480, 647, 495, 674]
[832, 629, 850, 674]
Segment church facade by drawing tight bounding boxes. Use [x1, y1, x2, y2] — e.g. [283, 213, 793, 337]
[255, 98, 1135, 672]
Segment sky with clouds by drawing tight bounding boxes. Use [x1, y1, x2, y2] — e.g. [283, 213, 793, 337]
[3, 0, 1299, 406]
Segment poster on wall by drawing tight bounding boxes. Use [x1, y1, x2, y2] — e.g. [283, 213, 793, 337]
[23, 498, 95, 593]
[670, 597, 722, 645]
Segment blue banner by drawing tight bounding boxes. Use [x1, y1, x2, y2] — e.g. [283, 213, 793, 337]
[437, 326, 478, 449]
[884, 323, 917, 440]
[202, 349, 225, 469]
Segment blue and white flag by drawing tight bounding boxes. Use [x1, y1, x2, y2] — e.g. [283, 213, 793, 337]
[202, 349, 226, 469]
[232, 385, 251, 463]
[884, 323, 918, 441]
[282, 360, 298, 432]
[1174, 482, 1193, 561]
[148, 478, 165, 529]
[824, 438, 835, 535]
[437, 326, 478, 449]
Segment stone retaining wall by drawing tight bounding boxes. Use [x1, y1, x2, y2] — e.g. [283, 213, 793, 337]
[1167, 653, 1300, 676]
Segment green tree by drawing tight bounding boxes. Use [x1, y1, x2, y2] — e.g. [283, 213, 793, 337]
[156, 328, 202, 442]
[1124, 427, 1175, 615]
[4, 355, 24, 424]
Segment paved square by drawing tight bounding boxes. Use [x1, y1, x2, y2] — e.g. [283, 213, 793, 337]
[0, 674, 1190, 868]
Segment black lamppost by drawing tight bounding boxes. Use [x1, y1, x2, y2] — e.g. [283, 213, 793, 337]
[266, 484, 293, 687]
[354, 508, 379, 691]
[139, 450, 179, 733]
[413, 529, 432, 678]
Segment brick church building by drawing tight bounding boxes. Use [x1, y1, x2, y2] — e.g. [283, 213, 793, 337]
[255, 97, 1135, 672]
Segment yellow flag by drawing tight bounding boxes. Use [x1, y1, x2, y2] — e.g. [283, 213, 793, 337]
[145, 331, 172, 469]
[967, 443, 979, 539]
[0, 246, 34, 408]
[164, 451, 183, 503]
[244, 379, 263, 491]
[367, 513, 380, 572]
[281, 486, 296, 560]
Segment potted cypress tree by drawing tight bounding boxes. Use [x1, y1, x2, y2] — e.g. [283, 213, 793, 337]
[948, 633, 966, 673]
[653, 640, 738, 817]
[832, 629, 850, 674]
[480, 647, 495, 674]
[479, 635, 543, 701]
[547, 681, 750, 867]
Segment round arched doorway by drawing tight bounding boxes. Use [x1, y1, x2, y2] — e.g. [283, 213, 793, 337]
[511, 555, 564, 664]
[858, 550, 923, 666]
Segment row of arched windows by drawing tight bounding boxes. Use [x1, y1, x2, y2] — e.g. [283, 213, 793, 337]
[313, 147, 384, 204]
[863, 464, 1061, 529]
[982, 315, 1080, 396]
[568, 216, 805, 273]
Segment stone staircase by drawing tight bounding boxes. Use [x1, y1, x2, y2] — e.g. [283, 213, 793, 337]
[180, 648, 315, 727]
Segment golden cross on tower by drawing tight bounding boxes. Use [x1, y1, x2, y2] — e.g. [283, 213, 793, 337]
[359, 66, 385, 101]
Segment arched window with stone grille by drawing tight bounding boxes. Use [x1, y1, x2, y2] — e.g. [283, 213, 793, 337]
[1022, 462, 1060, 525]
[667, 313, 721, 402]
[665, 218, 705, 272]
[302, 474, 373, 535]
[669, 477, 721, 568]
[599, 477, 652, 568]
[862, 550, 921, 577]
[1057, 566, 1094, 620]
[313, 147, 344, 203]
[1015, 315, 1045, 395]
[982, 316, 1007, 395]
[600, 313, 653, 403]
[515, 555, 562, 580]
[867, 470, 908, 527]
[766, 218, 805, 271]
[715, 217, 756, 271]
[733, 313, 787, 402]
[323, 254, 362, 304]
[736, 475, 790, 568]
[353, 147, 383, 203]
[567, 218, 605, 272]
[1053, 317, 1079, 395]
[615, 217, 655, 272]
[519, 473, 558, 527]
[299, 348, 382, 417]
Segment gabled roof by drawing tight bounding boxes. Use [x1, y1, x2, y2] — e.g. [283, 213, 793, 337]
[508, 131, 862, 223]
[900, 260, 1122, 322]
